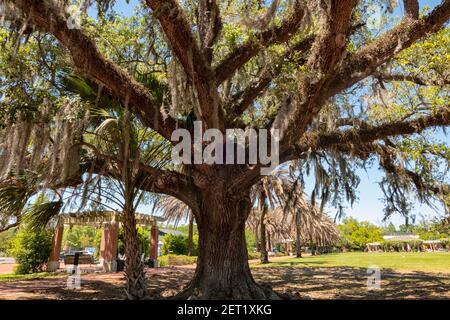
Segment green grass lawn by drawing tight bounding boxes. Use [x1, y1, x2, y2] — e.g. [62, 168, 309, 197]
[0, 272, 65, 282]
[253, 252, 450, 274]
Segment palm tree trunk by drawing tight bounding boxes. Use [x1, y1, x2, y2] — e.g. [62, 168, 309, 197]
[123, 208, 147, 300]
[259, 203, 269, 263]
[295, 210, 302, 258]
[188, 213, 194, 256]
[311, 244, 317, 256]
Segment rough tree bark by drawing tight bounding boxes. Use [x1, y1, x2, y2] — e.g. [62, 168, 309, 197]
[122, 209, 147, 300]
[176, 187, 277, 299]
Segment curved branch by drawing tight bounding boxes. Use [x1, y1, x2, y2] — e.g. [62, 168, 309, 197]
[272, 0, 358, 147]
[146, 0, 224, 130]
[79, 155, 197, 212]
[281, 106, 450, 162]
[273, 0, 450, 151]
[228, 37, 313, 119]
[329, 0, 450, 98]
[214, 0, 306, 85]
[0, 221, 20, 233]
[374, 72, 450, 86]
[9, 0, 178, 141]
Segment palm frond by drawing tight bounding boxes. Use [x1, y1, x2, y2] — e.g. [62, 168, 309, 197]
[0, 183, 33, 216]
[154, 195, 191, 227]
[22, 200, 63, 231]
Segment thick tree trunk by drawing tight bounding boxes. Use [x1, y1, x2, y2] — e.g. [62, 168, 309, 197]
[176, 190, 278, 300]
[122, 209, 147, 300]
[188, 213, 194, 256]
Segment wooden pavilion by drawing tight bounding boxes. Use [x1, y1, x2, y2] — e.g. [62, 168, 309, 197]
[47, 211, 165, 272]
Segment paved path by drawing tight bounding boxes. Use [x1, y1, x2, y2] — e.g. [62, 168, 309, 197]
[0, 264, 16, 274]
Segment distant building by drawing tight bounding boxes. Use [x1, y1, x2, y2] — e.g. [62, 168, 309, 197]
[159, 228, 186, 237]
[382, 232, 420, 241]
[157, 229, 187, 256]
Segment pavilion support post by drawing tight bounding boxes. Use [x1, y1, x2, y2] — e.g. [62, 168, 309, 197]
[47, 223, 64, 272]
[100, 222, 118, 272]
[149, 225, 159, 265]
[286, 242, 292, 255]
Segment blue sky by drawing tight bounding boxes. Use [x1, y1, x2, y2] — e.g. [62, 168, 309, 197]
[108, 0, 444, 16]
[88, 0, 447, 227]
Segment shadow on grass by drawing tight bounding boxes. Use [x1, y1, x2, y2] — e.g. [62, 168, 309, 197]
[8, 270, 194, 300]
[0, 266, 448, 300]
[252, 265, 450, 300]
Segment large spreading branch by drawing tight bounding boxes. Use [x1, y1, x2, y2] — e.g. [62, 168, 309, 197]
[80, 155, 197, 211]
[9, 0, 178, 141]
[329, 0, 450, 98]
[377, 145, 448, 197]
[281, 105, 450, 162]
[331, 141, 449, 199]
[272, 0, 358, 147]
[274, 0, 450, 152]
[306, 0, 358, 74]
[228, 37, 313, 119]
[229, 21, 364, 121]
[374, 71, 450, 86]
[214, 0, 306, 85]
[146, 0, 224, 130]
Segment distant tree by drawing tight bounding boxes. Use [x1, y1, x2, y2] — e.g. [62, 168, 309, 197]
[0, 227, 16, 256]
[402, 218, 450, 239]
[162, 234, 198, 256]
[155, 195, 196, 256]
[62, 226, 98, 251]
[338, 217, 383, 250]
[383, 222, 397, 233]
[8, 226, 52, 274]
[116, 227, 150, 259]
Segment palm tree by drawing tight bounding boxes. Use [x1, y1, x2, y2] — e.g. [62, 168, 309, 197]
[0, 74, 172, 300]
[249, 170, 291, 263]
[154, 195, 195, 256]
[247, 184, 339, 259]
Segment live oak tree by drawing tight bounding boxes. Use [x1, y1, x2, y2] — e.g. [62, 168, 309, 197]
[0, 0, 449, 299]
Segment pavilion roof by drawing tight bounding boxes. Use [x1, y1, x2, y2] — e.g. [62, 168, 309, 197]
[59, 210, 165, 227]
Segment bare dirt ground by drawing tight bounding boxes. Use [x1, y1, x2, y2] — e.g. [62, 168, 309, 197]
[0, 265, 448, 300]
